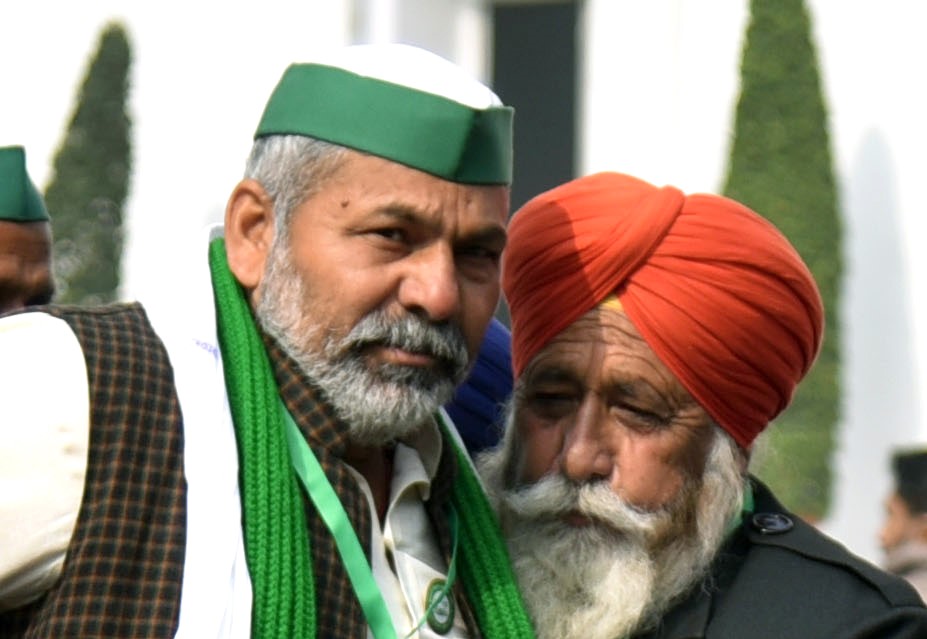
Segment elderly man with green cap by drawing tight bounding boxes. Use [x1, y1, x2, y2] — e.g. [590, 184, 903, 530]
[0, 145, 54, 314]
[0, 44, 533, 639]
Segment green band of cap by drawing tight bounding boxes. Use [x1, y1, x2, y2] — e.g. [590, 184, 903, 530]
[0, 146, 50, 222]
[255, 65, 513, 185]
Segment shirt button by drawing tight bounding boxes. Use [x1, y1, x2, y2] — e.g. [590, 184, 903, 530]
[751, 512, 794, 534]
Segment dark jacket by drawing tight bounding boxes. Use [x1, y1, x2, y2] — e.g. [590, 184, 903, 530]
[636, 479, 927, 638]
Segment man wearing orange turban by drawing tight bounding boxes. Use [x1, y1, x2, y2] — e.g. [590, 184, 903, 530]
[479, 172, 927, 638]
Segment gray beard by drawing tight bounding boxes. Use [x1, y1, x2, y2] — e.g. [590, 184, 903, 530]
[254, 239, 470, 446]
[478, 419, 745, 639]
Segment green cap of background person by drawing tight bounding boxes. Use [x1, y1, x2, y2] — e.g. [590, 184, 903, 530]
[0, 146, 49, 222]
[255, 44, 514, 186]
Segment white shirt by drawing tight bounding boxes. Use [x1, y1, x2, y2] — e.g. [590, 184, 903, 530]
[348, 418, 469, 639]
[0, 312, 88, 612]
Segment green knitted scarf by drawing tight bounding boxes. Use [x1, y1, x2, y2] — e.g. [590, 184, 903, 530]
[208, 237, 535, 639]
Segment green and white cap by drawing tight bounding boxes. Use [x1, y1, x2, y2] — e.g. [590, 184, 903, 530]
[0, 145, 49, 222]
[255, 44, 514, 185]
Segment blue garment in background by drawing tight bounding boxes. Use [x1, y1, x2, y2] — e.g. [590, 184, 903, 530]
[444, 318, 513, 455]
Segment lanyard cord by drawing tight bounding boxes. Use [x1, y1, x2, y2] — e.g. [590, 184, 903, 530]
[283, 404, 458, 639]
[407, 506, 458, 637]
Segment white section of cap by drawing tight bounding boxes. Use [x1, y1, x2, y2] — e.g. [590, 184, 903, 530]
[307, 43, 503, 109]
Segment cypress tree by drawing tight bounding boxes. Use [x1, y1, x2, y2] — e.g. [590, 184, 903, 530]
[45, 22, 132, 305]
[722, 0, 841, 519]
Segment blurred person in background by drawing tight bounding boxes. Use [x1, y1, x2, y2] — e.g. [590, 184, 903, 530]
[881, 448, 927, 601]
[0, 145, 53, 314]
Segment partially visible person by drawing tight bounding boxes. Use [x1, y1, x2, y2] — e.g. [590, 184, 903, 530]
[479, 171, 927, 638]
[0, 145, 53, 314]
[445, 317, 512, 455]
[0, 45, 533, 639]
[881, 448, 927, 601]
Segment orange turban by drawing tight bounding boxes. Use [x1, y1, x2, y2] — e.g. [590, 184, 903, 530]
[502, 172, 824, 448]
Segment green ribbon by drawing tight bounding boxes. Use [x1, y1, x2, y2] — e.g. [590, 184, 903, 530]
[284, 403, 461, 639]
[282, 404, 398, 639]
[208, 236, 534, 638]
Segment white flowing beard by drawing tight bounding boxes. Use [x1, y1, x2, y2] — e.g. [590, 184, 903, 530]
[503, 503, 658, 639]
[479, 420, 745, 639]
[254, 238, 470, 445]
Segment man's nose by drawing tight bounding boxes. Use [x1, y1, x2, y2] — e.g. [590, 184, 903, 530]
[397, 243, 461, 322]
[560, 398, 614, 484]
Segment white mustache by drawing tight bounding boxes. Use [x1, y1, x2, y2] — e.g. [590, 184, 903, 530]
[338, 310, 469, 379]
[503, 474, 668, 541]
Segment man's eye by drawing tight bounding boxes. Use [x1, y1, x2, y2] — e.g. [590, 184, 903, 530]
[534, 392, 571, 404]
[612, 404, 669, 431]
[527, 392, 576, 417]
[457, 245, 500, 263]
[373, 228, 406, 242]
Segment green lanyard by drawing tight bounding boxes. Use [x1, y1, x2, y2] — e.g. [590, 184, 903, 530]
[282, 405, 458, 639]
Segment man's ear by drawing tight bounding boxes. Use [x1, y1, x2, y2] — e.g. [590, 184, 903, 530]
[224, 178, 276, 291]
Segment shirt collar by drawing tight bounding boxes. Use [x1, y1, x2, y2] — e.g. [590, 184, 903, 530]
[397, 416, 443, 481]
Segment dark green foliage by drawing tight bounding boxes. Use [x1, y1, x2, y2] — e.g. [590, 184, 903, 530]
[723, 0, 841, 519]
[45, 22, 132, 305]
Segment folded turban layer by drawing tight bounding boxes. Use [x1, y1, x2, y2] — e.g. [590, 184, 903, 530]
[502, 172, 824, 448]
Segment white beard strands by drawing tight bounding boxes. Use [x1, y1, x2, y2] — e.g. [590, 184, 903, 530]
[255, 241, 469, 445]
[479, 425, 744, 639]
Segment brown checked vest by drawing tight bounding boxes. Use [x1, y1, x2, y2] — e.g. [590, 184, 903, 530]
[0, 303, 475, 638]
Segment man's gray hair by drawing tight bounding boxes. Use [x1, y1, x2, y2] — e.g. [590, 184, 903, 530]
[244, 135, 347, 242]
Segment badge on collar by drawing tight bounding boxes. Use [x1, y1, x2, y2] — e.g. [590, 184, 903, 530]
[424, 578, 455, 634]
